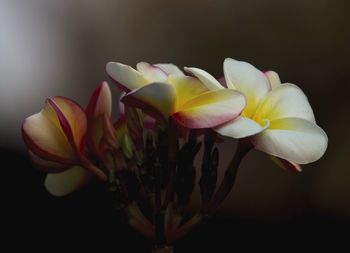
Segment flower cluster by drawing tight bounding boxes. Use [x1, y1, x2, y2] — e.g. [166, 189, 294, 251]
[22, 58, 328, 249]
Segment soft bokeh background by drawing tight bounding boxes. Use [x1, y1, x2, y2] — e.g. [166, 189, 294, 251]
[1, 0, 349, 251]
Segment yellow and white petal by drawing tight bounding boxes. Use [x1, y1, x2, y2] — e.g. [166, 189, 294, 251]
[47, 97, 87, 153]
[265, 71, 281, 89]
[224, 58, 271, 117]
[137, 62, 168, 82]
[44, 166, 93, 197]
[106, 62, 149, 91]
[253, 83, 316, 123]
[251, 118, 328, 164]
[215, 116, 269, 139]
[86, 81, 112, 119]
[29, 151, 70, 173]
[167, 75, 208, 110]
[173, 89, 246, 129]
[121, 82, 176, 121]
[154, 63, 184, 76]
[22, 109, 74, 163]
[184, 67, 223, 90]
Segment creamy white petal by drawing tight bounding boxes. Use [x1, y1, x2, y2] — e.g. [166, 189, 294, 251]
[265, 71, 281, 89]
[254, 83, 316, 123]
[184, 67, 223, 90]
[215, 116, 269, 138]
[224, 58, 271, 117]
[44, 166, 93, 197]
[251, 118, 328, 164]
[106, 62, 149, 91]
[136, 62, 168, 82]
[154, 63, 184, 76]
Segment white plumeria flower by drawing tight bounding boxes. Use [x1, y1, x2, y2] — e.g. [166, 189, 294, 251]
[185, 58, 328, 168]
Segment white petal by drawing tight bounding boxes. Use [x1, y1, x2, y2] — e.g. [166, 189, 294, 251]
[254, 83, 316, 123]
[215, 116, 269, 138]
[136, 62, 168, 82]
[251, 118, 328, 164]
[154, 63, 184, 76]
[224, 58, 271, 117]
[265, 71, 281, 89]
[184, 67, 223, 90]
[44, 166, 93, 197]
[106, 62, 148, 91]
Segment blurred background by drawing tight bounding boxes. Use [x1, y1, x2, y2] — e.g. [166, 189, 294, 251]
[1, 0, 349, 251]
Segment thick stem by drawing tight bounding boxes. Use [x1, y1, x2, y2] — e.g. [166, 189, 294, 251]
[204, 138, 252, 214]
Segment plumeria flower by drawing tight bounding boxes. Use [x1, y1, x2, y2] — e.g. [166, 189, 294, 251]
[107, 61, 246, 129]
[185, 58, 328, 169]
[107, 62, 187, 128]
[22, 96, 108, 196]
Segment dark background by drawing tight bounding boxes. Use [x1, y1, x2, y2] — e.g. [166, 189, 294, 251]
[1, 0, 349, 252]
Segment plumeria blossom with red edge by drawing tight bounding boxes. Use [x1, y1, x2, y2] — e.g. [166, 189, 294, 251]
[185, 58, 328, 171]
[107, 61, 246, 129]
[22, 97, 98, 196]
[22, 85, 115, 196]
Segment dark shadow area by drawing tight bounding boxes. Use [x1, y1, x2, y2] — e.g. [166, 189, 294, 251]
[3, 148, 348, 252]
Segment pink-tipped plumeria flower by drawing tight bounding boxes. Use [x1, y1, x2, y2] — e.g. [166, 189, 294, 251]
[22, 96, 107, 196]
[107, 61, 246, 129]
[185, 58, 328, 170]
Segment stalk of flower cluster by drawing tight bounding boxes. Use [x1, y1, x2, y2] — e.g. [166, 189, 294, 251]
[205, 138, 252, 213]
[168, 137, 252, 243]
